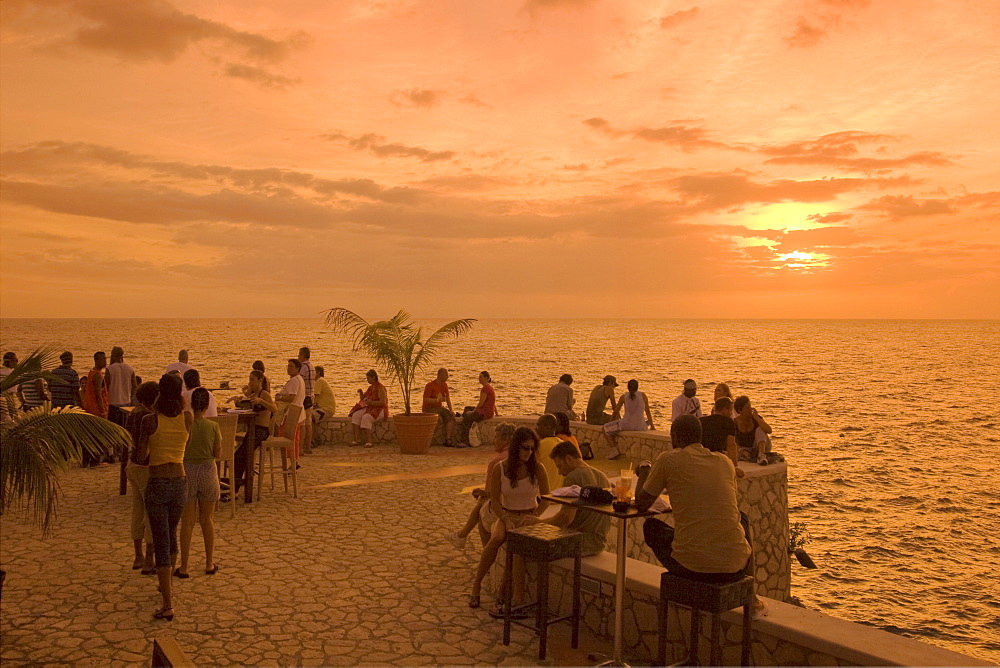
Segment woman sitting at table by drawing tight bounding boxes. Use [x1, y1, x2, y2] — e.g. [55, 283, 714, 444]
[136, 373, 192, 621]
[468, 427, 550, 616]
[348, 369, 388, 448]
[232, 370, 275, 497]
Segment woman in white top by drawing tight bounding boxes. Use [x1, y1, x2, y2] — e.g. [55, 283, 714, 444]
[468, 427, 550, 613]
[614, 379, 656, 431]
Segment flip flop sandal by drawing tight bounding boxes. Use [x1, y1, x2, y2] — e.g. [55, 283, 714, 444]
[141, 567, 157, 575]
[205, 564, 220, 575]
[468, 594, 481, 608]
[364, 442, 374, 448]
[172, 568, 190, 579]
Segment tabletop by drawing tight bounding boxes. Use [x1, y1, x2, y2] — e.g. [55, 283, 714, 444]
[541, 494, 668, 519]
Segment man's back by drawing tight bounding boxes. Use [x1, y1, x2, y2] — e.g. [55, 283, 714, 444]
[671, 393, 702, 421]
[643, 444, 749, 573]
[49, 366, 79, 407]
[545, 383, 572, 415]
[165, 361, 194, 376]
[106, 361, 134, 405]
[700, 414, 735, 454]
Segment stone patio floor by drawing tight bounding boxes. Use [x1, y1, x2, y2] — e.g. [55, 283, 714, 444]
[1, 444, 620, 666]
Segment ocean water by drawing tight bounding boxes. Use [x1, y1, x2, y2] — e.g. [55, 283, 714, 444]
[2, 318, 999, 662]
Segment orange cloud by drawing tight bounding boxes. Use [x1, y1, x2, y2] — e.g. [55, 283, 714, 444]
[390, 88, 443, 108]
[660, 7, 700, 30]
[5, 0, 307, 87]
[222, 63, 300, 89]
[324, 133, 456, 162]
[861, 195, 954, 218]
[584, 117, 732, 151]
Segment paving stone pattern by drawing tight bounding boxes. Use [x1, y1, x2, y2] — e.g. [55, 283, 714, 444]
[1, 445, 604, 666]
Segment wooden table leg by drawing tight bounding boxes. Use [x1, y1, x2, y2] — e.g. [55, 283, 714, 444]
[119, 446, 128, 495]
[244, 425, 255, 503]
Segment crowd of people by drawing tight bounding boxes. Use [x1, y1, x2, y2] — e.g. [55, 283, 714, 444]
[4, 344, 778, 624]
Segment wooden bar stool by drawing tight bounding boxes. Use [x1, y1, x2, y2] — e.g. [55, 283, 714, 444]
[501, 524, 584, 661]
[257, 404, 301, 499]
[657, 573, 754, 666]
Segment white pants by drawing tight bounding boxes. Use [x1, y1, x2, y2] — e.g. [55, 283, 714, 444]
[350, 410, 381, 430]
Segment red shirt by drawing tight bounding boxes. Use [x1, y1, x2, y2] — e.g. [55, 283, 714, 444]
[476, 383, 496, 419]
[422, 380, 449, 411]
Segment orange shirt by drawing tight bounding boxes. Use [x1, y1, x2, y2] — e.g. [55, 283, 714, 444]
[422, 380, 449, 411]
[82, 368, 109, 417]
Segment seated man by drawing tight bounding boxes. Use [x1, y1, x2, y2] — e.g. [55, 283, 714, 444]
[543, 441, 611, 555]
[422, 367, 456, 446]
[544, 373, 577, 421]
[700, 396, 743, 474]
[636, 415, 757, 594]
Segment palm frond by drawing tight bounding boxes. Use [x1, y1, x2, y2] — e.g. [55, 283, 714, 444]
[412, 319, 477, 376]
[323, 308, 476, 415]
[1, 405, 131, 535]
[0, 347, 60, 393]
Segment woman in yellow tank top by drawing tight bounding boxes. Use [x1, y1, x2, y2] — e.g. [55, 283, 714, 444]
[136, 373, 192, 621]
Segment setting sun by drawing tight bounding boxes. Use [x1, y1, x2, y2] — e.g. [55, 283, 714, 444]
[776, 250, 830, 270]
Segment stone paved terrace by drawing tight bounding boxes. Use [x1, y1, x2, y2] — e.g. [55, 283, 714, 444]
[1, 443, 617, 666]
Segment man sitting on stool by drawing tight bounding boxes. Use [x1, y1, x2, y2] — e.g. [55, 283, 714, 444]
[635, 415, 764, 613]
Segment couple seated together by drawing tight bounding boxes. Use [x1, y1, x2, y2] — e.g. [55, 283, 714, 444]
[449, 423, 610, 617]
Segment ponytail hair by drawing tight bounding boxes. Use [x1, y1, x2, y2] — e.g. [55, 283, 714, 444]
[480, 371, 492, 383]
[627, 379, 639, 400]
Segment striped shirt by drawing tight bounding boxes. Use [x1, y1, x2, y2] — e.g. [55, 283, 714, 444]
[49, 366, 80, 407]
[20, 379, 45, 408]
[299, 360, 314, 399]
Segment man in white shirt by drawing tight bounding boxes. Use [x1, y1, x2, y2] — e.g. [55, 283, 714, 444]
[106, 346, 137, 426]
[275, 358, 306, 425]
[181, 368, 218, 417]
[671, 379, 702, 421]
[165, 349, 195, 376]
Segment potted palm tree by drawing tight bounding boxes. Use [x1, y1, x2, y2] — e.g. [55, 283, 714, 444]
[1, 349, 133, 598]
[323, 309, 476, 454]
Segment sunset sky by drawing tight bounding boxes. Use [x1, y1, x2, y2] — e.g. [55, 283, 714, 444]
[2, 0, 998, 319]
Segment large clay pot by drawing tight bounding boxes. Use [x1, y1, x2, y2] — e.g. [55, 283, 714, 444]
[394, 413, 440, 454]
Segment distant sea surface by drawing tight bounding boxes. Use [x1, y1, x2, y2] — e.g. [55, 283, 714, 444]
[2, 318, 999, 662]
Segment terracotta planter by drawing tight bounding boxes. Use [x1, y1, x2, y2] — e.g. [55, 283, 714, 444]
[394, 413, 440, 454]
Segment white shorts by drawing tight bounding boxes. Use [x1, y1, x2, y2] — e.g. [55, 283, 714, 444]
[351, 410, 382, 430]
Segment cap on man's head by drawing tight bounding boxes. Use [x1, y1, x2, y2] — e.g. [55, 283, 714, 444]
[683, 379, 697, 389]
[60, 351, 73, 363]
[603, 375, 618, 386]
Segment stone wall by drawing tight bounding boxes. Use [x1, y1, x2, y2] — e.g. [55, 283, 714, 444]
[482, 552, 983, 666]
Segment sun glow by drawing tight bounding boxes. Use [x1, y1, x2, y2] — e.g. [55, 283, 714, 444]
[776, 250, 830, 269]
[744, 203, 837, 232]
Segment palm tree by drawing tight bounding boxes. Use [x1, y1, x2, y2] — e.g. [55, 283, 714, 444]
[323, 309, 476, 415]
[1, 349, 132, 535]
